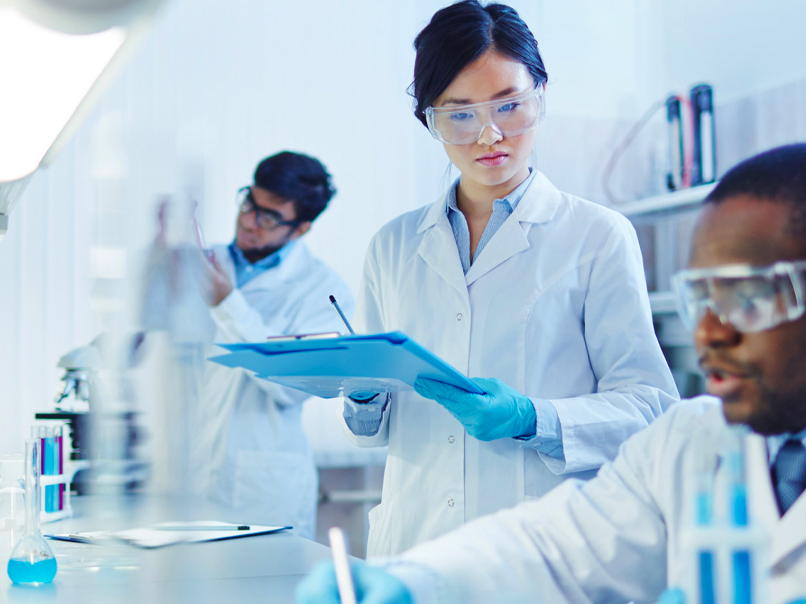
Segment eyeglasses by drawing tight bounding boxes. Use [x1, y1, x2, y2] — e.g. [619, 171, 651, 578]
[425, 85, 545, 145]
[672, 260, 806, 333]
[236, 187, 300, 231]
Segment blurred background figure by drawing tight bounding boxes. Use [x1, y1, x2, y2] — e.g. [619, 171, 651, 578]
[141, 152, 353, 538]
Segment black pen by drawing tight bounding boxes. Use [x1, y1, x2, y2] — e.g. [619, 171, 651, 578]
[329, 295, 355, 335]
[155, 525, 251, 531]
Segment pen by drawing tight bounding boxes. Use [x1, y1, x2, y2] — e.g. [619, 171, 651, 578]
[66, 534, 97, 543]
[328, 527, 357, 604]
[329, 295, 355, 335]
[155, 525, 251, 531]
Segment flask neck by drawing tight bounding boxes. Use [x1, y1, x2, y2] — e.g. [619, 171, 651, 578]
[23, 440, 40, 535]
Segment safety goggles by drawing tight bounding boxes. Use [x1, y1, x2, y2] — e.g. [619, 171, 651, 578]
[425, 85, 545, 145]
[236, 187, 300, 231]
[672, 260, 806, 333]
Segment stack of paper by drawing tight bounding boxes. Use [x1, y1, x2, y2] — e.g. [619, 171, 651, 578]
[47, 521, 290, 549]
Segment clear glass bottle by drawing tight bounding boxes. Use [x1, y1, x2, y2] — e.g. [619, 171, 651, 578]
[6, 439, 57, 584]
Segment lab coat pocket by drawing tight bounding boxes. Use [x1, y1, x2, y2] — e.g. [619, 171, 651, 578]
[232, 451, 317, 529]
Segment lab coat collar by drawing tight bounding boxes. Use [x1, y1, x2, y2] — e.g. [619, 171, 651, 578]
[214, 240, 309, 292]
[416, 171, 565, 288]
[416, 170, 563, 235]
[416, 213, 469, 297]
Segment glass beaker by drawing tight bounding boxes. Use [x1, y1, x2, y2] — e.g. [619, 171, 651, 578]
[0, 457, 25, 564]
[6, 439, 57, 584]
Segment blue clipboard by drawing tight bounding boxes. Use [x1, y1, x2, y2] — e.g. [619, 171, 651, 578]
[208, 331, 484, 399]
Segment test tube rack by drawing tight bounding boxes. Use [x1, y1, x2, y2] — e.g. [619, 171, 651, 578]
[38, 460, 90, 523]
[32, 420, 91, 524]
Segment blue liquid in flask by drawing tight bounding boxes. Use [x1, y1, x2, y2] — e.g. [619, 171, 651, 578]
[7, 558, 58, 584]
[8, 437, 59, 585]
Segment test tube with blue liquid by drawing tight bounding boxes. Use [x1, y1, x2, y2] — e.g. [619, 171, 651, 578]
[679, 428, 769, 604]
[6, 438, 57, 584]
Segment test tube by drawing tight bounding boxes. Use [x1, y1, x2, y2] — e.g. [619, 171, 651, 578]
[55, 426, 63, 511]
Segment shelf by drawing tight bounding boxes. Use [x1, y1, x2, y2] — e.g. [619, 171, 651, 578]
[609, 183, 717, 218]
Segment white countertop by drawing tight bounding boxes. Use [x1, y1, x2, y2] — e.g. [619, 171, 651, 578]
[0, 494, 333, 604]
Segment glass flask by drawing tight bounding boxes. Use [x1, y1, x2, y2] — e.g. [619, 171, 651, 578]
[7, 439, 57, 584]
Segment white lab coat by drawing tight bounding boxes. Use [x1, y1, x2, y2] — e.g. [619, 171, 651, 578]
[400, 398, 806, 604]
[342, 172, 679, 556]
[193, 241, 354, 539]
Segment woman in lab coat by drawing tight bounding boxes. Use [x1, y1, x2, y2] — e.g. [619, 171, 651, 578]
[340, 0, 679, 557]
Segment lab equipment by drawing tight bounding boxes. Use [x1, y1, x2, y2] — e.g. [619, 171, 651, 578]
[413, 377, 536, 441]
[691, 84, 716, 186]
[209, 331, 485, 399]
[677, 427, 769, 604]
[425, 85, 545, 144]
[329, 527, 357, 604]
[671, 260, 806, 333]
[0, 456, 24, 563]
[329, 295, 355, 334]
[53, 342, 102, 412]
[7, 439, 57, 584]
[193, 215, 215, 263]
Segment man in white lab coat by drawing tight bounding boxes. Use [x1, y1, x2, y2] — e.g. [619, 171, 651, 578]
[297, 144, 806, 602]
[192, 152, 353, 539]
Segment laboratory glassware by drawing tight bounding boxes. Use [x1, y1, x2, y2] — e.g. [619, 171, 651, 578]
[6, 439, 57, 584]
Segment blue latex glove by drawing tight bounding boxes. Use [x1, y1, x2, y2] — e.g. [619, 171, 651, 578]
[414, 377, 536, 441]
[296, 560, 412, 604]
[657, 588, 686, 604]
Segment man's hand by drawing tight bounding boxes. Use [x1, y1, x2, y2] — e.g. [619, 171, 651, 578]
[296, 561, 412, 604]
[414, 377, 536, 441]
[199, 251, 233, 307]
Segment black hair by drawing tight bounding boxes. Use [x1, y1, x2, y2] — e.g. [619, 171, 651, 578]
[253, 151, 336, 222]
[410, 0, 548, 127]
[705, 143, 806, 238]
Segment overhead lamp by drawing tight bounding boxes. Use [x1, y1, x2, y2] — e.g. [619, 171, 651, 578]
[0, 0, 165, 242]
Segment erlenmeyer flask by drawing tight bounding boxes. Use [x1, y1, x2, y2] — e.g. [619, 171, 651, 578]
[7, 439, 57, 584]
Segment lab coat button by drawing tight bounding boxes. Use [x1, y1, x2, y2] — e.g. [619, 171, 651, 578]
[456, 313, 463, 321]
[447, 499, 454, 507]
[448, 435, 455, 443]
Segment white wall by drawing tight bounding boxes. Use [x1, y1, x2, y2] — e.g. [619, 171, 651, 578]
[2, 0, 805, 456]
[655, 0, 806, 104]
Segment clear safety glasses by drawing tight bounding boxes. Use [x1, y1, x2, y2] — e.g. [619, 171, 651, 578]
[425, 85, 545, 145]
[672, 260, 806, 333]
[236, 187, 300, 231]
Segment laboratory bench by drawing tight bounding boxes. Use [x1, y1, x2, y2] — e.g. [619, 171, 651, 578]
[0, 494, 335, 604]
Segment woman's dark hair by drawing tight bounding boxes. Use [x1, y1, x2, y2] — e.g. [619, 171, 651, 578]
[253, 151, 336, 222]
[410, 0, 548, 127]
[705, 143, 806, 238]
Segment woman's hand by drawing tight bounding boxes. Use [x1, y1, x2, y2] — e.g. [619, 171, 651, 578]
[295, 561, 412, 604]
[414, 377, 536, 441]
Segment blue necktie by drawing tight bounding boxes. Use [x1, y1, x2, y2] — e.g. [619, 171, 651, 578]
[772, 440, 806, 515]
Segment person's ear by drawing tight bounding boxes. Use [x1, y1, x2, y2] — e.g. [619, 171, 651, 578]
[291, 221, 312, 239]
